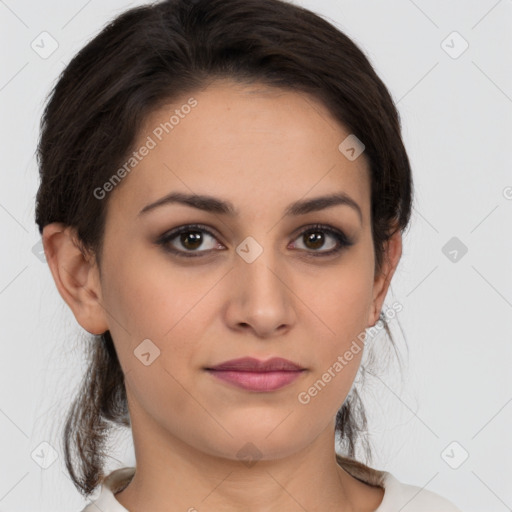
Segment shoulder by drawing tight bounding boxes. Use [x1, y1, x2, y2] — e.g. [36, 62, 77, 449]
[335, 454, 462, 512]
[79, 467, 136, 512]
[378, 472, 463, 511]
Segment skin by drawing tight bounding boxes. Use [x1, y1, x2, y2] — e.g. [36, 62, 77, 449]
[43, 79, 402, 512]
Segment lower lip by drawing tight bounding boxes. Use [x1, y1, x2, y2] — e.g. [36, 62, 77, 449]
[206, 369, 305, 391]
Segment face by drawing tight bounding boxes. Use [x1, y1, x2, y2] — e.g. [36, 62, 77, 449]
[46, 79, 401, 463]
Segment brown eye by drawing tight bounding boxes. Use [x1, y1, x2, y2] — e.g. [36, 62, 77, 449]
[157, 224, 223, 257]
[291, 224, 352, 255]
[302, 231, 328, 250]
[156, 223, 353, 259]
[179, 231, 204, 250]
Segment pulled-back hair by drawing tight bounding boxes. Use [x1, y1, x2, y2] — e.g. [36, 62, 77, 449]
[35, 0, 413, 497]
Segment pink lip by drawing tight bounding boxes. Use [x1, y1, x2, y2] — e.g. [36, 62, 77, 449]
[205, 357, 306, 392]
[206, 369, 305, 391]
[206, 356, 304, 372]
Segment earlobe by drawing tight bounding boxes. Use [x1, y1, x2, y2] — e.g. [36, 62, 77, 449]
[368, 229, 402, 327]
[42, 222, 109, 335]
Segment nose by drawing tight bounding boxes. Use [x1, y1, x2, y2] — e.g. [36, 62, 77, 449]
[224, 246, 297, 338]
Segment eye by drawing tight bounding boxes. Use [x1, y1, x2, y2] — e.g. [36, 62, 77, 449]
[156, 223, 354, 258]
[156, 223, 223, 258]
[290, 223, 354, 256]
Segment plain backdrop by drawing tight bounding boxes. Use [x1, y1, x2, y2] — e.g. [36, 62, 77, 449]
[1, 0, 511, 511]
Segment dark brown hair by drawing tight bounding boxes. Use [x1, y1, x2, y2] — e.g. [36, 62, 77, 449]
[35, 0, 413, 497]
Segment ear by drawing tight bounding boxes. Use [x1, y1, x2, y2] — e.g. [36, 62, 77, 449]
[367, 228, 402, 327]
[42, 222, 109, 335]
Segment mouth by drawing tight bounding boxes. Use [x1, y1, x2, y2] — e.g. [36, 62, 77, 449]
[204, 357, 307, 392]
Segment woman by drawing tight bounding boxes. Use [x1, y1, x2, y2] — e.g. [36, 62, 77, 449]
[35, 0, 462, 510]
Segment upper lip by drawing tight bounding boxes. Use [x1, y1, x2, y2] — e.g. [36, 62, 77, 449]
[206, 357, 305, 372]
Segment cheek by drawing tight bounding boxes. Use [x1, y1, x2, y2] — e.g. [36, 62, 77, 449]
[102, 257, 230, 409]
[296, 261, 373, 396]
[305, 260, 374, 338]
[295, 286, 369, 419]
[102, 240, 209, 338]
[103, 260, 214, 429]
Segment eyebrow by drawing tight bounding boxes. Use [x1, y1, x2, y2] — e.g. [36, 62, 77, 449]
[138, 191, 363, 223]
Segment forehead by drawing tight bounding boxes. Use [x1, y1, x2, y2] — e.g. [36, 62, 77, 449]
[109, 80, 370, 222]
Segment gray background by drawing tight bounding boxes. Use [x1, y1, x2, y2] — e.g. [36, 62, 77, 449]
[1, 0, 511, 510]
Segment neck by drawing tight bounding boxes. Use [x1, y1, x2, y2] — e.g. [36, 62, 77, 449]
[113, 396, 384, 512]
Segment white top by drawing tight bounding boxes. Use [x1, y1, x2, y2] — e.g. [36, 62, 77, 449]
[80, 465, 463, 512]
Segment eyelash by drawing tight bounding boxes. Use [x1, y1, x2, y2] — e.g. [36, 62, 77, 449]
[156, 223, 354, 259]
